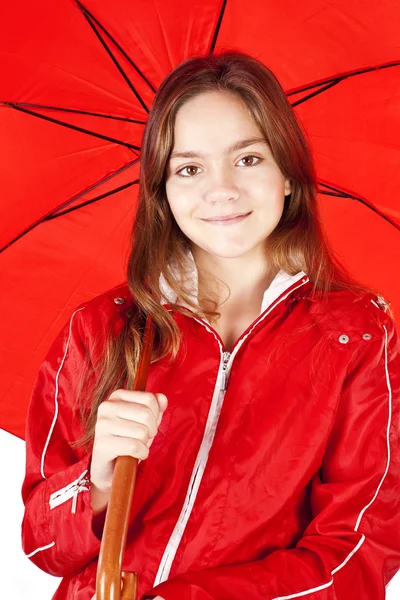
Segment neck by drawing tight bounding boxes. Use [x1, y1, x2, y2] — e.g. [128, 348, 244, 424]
[192, 245, 278, 312]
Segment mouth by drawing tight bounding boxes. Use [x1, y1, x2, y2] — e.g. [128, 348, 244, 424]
[201, 211, 252, 225]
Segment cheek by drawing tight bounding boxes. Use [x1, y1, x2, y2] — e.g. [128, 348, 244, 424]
[166, 180, 196, 214]
[165, 183, 193, 226]
[238, 165, 283, 193]
[252, 167, 284, 188]
[248, 173, 286, 207]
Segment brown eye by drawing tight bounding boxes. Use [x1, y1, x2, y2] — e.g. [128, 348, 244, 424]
[238, 155, 262, 167]
[177, 166, 199, 177]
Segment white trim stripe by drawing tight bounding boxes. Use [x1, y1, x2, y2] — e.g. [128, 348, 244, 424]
[269, 323, 392, 599]
[354, 325, 391, 531]
[40, 307, 85, 480]
[26, 542, 55, 558]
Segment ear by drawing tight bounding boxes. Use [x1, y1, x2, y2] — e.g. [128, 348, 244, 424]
[284, 179, 291, 197]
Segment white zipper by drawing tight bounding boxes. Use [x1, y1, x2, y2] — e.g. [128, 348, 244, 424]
[154, 347, 232, 585]
[49, 469, 90, 514]
[153, 276, 309, 586]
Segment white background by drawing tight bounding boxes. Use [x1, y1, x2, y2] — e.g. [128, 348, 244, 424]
[1, 428, 399, 599]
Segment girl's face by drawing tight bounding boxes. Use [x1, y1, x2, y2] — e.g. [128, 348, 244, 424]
[165, 91, 291, 260]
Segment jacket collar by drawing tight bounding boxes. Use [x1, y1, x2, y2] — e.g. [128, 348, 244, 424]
[159, 248, 309, 316]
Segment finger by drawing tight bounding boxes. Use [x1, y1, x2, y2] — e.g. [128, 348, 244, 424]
[109, 418, 151, 443]
[109, 389, 159, 411]
[108, 390, 161, 421]
[113, 404, 158, 438]
[155, 393, 168, 414]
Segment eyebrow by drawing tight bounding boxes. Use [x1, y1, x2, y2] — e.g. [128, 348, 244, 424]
[169, 137, 268, 160]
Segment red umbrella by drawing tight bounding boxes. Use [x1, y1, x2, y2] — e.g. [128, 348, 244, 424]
[0, 0, 399, 448]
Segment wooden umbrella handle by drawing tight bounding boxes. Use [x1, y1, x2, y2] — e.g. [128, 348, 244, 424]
[96, 311, 156, 600]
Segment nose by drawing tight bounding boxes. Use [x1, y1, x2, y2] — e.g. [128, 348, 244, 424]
[205, 163, 240, 205]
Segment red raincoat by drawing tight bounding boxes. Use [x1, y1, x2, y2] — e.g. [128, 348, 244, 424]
[21, 253, 400, 599]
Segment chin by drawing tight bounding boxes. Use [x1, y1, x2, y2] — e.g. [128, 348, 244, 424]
[196, 244, 262, 259]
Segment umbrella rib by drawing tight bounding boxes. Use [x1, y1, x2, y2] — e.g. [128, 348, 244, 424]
[0, 160, 140, 254]
[49, 156, 140, 217]
[287, 61, 400, 104]
[318, 182, 399, 231]
[0, 101, 146, 124]
[75, 0, 157, 95]
[291, 80, 341, 106]
[45, 180, 139, 220]
[75, 0, 156, 112]
[208, 0, 228, 54]
[2, 103, 141, 151]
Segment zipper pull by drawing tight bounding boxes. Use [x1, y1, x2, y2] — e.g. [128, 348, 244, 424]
[49, 471, 90, 512]
[71, 478, 90, 514]
[71, 485, 80, 514]
[221, 351, 231, 391]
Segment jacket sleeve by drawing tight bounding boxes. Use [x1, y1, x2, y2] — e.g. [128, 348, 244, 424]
[144, 311, 400, 600]
[21, 305, 104, 578]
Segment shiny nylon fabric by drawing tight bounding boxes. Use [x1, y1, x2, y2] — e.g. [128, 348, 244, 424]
[1, 0, 400, 439]
[21, 275, 400, 599]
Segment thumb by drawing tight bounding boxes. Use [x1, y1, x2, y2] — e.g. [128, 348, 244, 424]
[155, 392, 168, 414]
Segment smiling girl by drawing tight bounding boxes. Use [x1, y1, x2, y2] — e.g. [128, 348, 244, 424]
[22, 51, 400, 600]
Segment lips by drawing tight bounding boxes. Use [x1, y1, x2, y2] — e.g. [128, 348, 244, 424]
[202, 211, 251, 222]
[201, 211, 252, 226]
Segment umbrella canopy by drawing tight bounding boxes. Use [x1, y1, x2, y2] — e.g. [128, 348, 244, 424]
[1, 0, 399, 440]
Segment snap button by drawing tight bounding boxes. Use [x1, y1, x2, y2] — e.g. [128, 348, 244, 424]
[362, 333, 372, 340]
[114, 297, 125, 305]
[338, 334, 350, 344]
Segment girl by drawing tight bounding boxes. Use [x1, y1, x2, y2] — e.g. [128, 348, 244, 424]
[21, 51, 400, 600]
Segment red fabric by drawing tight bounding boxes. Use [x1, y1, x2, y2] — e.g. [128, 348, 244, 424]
[21, 276, 400, 599]
[1, 0, 400, 440]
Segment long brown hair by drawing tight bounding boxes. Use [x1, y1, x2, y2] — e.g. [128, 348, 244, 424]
[71, 50, 385, 451]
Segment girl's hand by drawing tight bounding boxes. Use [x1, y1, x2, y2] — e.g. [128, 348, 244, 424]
[90, 389, 169, 492]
